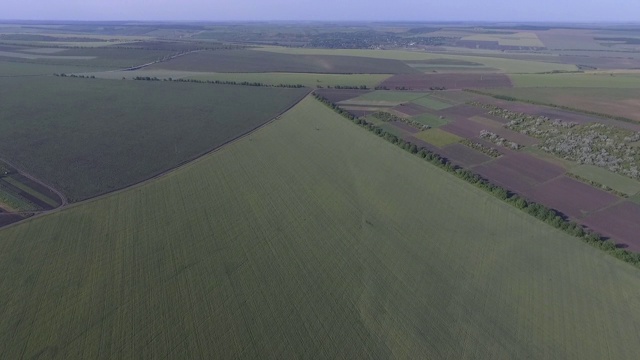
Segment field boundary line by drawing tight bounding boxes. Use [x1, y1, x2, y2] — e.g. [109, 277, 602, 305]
[0, 89, 312, 230]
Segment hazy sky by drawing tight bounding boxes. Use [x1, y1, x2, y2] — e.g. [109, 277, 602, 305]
[2, 0, 639, 22]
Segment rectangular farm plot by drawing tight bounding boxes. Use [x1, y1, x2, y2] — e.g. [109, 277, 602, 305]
[469, 115, 504, 128]
[583, 202, 640, 252]
[315, 89, 371, 103]
[410, 96, 453, 110]
[390, 121, 421, 134]
[438, 143, 493, 167]
[1, 176, 60, 209]
[379, 123, 408, 138]
[473, 152, 566, 195]
[380, 73, 513, 90]
[354, 90, 428, 102]
[414, 128, 462, 148]
[527, 176, 619, 219]
[438, 104, 487, 119]
[392, 102, 429, 116]
[570, 165, 640, 197]
[412, 114, 449, 128]
[442, 118, 539, 147]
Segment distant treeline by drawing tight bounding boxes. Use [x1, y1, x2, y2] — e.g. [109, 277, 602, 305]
[132, 76, 307, 88]
[131, 76, 370, 90]
[316, 85, 368, 89]
[54, 73, 96, 78]
[464, 89, 637, 125]
[313, 92, 640, 268]
[107, 44, 245, 51]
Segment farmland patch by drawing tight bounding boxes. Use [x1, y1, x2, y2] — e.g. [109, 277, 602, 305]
[0, 76, 308, 201]
[182, 72, 391, 88]
[583, 202, 640, 252]
[527, 176, 619, 219]
[473, 153, 566, 195]
[415, 128, 462, 147]
[411, 95, 454, 110]
[1, 96, 640, 358]
[392, 102, 429, 116]
[314, 88, 370, 103]
[152, 49, 419, 74]
[486, 87, 640, 122]
[256, 47, 578, 73]
[380, 73, 512, 90]
[570, 165, 640, 196]
[412, 114, 449, 128]
[439, 143, 493, 167]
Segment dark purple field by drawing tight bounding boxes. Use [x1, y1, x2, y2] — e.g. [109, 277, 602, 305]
[380, 73, 513, 90]
[402, 135, 440, 153]
[439, 143, 493, 167]
[474, 163, 538, 194]
[527, 176, 619, 219]
[0, 213, 23, 227]
[390, 121, 421, 133]
[583, 202, 640, 251]
[315, 89, 370, 103]
[473, 153, 565, 194]
[392, 103, 429, 116]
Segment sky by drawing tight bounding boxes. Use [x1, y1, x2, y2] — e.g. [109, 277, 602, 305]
[2, 0, 639, 22]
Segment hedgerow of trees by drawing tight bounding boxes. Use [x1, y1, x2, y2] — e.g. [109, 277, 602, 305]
[313, 92, 640, 268]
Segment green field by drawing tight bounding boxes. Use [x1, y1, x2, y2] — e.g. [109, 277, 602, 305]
[90, 70, 390, 88]
[0, 185, 37, 212]
[256, 46, 579, 74]
[0, 60, 109, 76]
[0, 76, 308, 201]
[412, 113, 449, 127]
[485, 87, 640, 121]
[183, 72, 391, 87]
[510, 73, 640, 88]
[1, 176, 59, 208]
[415, 128, 463, 147]
[1, 97, 640, 358]
[352, 90, 427, 102]
[151, 49, 419, 74]
[0, 47, 174, 69]
[411, 95, 454, 110]
[570, 165, 640, 196]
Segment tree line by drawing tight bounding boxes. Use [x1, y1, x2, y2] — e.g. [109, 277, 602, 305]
[313, 92, 640, 268]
